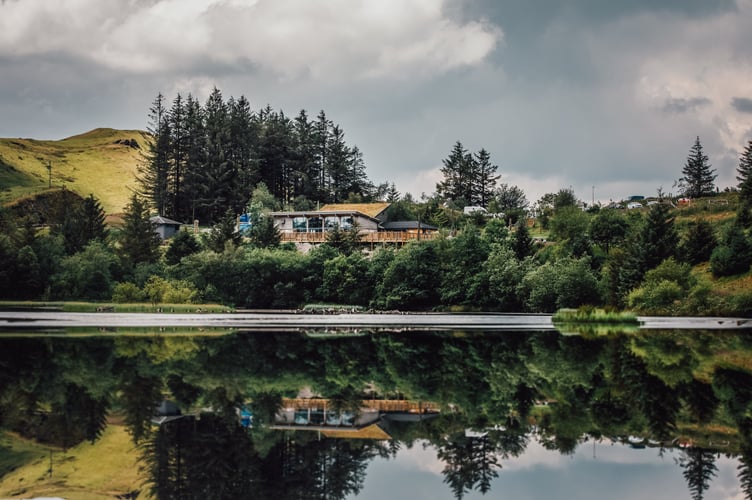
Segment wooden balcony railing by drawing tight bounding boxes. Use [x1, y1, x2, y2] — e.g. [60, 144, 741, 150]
[279, 231, 439, 244]
[281, 398, 441, 414]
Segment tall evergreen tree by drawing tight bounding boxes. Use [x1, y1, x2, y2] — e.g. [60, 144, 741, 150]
[326, 124, 352, 203]
[198, 87, 236, 223]
[181, 94, 207, 224]
[474, 148, 499, 207]
[59, 195, 108, 255]
[118, 193, 160, 267]
[681, 219, 717, 265]
[680, 136, 716, 198]
[437, 141, 476, 205]
[642, 202, 679, 270]
[738, 138, 752, 201]
[140, 93, 172, 216]
[168, 93, 186, 220]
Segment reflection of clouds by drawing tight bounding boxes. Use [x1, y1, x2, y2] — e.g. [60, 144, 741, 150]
[396, 443, 444, 475]
[366, 438, 745, 500]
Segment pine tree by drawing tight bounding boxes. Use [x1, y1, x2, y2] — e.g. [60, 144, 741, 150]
[681, 219, 717, 265]
[118, 193, 160, 266]
[474, 148, 499, 207]
[168, 94, 186, 220]
[140, 93, 172, 216]
[737, 139, 752, 225]
[181, 94, 206, 224]
[642, 202, 679, 270]
[198, 87, 235, 224]
[738, 138, 752, 201]
[681, 136, 717, 198]
[437, 141, 476, 205]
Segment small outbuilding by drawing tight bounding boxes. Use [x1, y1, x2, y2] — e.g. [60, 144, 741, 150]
[150, 215, 182, 240]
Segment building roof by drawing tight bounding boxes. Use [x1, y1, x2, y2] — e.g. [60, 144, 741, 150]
[382, 221, 438, 231]
[318, 202, 391, 219]
[268, 209, 382, 224]
[150, 215, 183, 226]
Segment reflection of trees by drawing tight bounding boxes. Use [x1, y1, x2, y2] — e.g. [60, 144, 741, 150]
[261, 434, 375, 499]
[738, 440, 752, 500]
[142, 414, 259, 499]
[677, 447, 718, 500]
[611, 337, 680, 440]
[5, 328, 752, 498]
[437, 432, 500, 499]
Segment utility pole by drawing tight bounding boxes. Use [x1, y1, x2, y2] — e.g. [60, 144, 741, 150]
[46, 161, 52, 188]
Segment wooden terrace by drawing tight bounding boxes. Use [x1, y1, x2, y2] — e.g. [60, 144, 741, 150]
[281, 398, 441, 414]
[280, 230, 440, 245]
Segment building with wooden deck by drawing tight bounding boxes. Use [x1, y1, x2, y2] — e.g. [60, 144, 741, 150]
[265, 202, 440, 246]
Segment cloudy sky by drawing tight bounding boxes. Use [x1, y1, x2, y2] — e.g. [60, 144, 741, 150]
[1, 0, 751, 204]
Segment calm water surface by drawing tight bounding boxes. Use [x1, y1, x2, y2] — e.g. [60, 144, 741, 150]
[0, 313, 750, 499]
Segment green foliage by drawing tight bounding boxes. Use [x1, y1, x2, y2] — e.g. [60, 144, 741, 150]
[485, 246, 533, 311]
[206, 208, 242, 253]
[520, 257, 600, 312]
[589, 209, 629, 252]
[57, 194, 108, 255]
[249, 214, 281, 249]
[482, 217, 509, 245]
[710, 224, 751, 277]
[373, 241, 441, 310]
[681, 219, 717, 265]
[490, 183, 528, 225]
[164, 230, 200, 265]
[680, 136, 717, 198]
[52, 241, 118, 300]
[118, 193, 160, 267]
[318, 253, 373, 306]
[511, 219, 533, 260]
[436, 142, 499, 206]
[642, 202, 679, 270]
[112, 282, 145, 303]
[439, 225, 491, 307]
[627, 258, 697, 314]
[143, 276, 197, 304]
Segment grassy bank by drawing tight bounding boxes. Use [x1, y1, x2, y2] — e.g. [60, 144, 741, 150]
[0, 424, 145, 500]
[0, 301, 234, 313]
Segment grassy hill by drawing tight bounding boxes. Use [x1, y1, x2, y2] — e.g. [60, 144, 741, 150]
[0, 128, 149, 215]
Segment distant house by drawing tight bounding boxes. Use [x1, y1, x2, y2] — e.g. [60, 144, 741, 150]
[269, 202, 391, 235]
[150, 215, 182, 240]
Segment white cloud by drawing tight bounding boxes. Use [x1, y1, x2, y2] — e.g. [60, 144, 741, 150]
[0, 0, 502, 80]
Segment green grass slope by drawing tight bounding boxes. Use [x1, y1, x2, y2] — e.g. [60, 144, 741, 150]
[0, 128, 149, 214]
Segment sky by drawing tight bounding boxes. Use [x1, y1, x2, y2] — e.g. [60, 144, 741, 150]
[1, 0, 751, 205]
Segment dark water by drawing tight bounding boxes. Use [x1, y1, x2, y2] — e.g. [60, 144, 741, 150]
[1, 314, 751, 499]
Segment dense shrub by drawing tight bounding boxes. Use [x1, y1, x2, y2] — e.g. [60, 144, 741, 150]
[710, 225, 751, 277]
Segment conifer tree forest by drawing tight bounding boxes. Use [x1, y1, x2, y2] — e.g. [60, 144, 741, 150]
[139, 88, 377, 225]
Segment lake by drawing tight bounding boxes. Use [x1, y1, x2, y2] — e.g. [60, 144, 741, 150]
[0, 312, 750, 499]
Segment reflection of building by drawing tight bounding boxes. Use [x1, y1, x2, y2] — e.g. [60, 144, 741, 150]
[271, 398, 440, 440]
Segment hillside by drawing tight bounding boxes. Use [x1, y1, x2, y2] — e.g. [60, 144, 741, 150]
[0, 128, 148, 214]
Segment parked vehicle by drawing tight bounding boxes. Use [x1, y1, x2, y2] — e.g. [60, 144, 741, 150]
[627, 202, 643, 209]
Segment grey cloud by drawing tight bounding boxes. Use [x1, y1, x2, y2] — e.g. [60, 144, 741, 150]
[661, 97, 712, 114]
[732, 97, 752, 114]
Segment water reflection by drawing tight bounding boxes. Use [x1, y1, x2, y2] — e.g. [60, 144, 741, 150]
[1, 328, 752, 499]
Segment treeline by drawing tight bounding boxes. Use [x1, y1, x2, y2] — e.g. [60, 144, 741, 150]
[2, 186, 751, 316]
[141, 88, 380, 225]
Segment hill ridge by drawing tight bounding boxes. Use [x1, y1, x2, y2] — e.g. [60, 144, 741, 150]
[0, 128, 149, 214]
